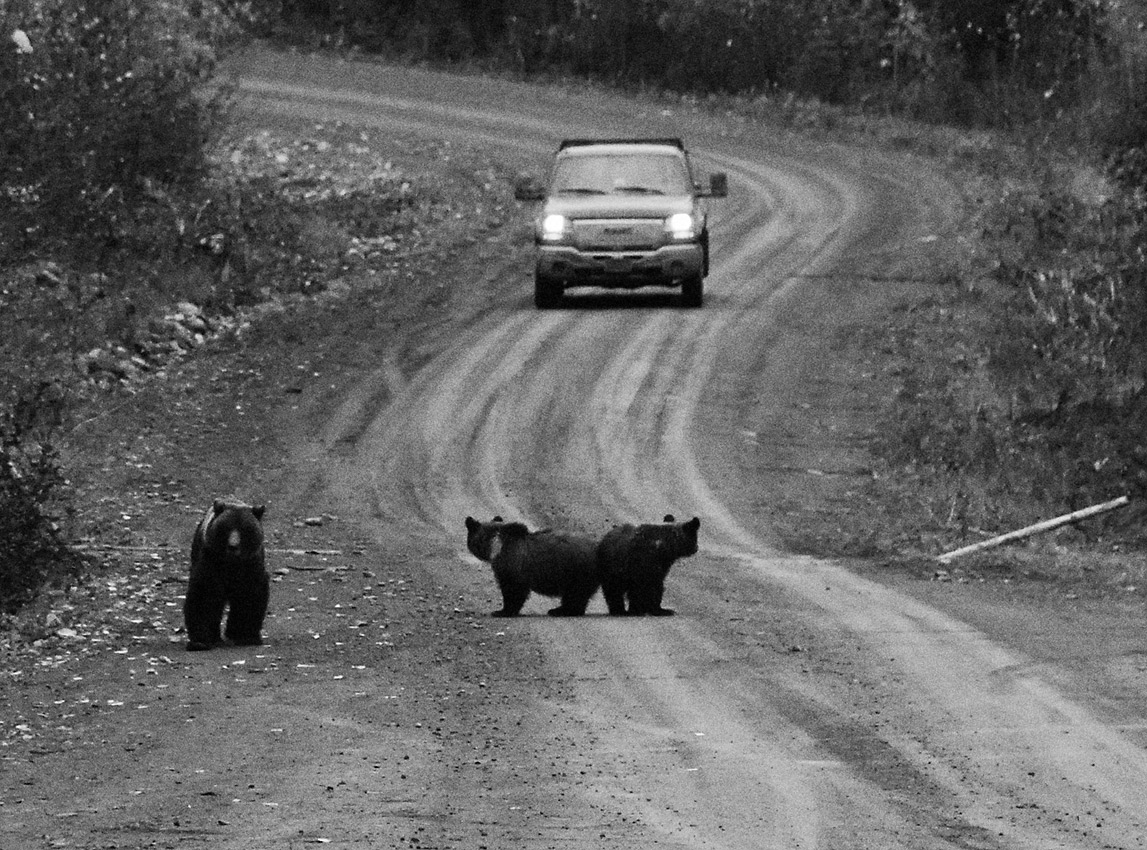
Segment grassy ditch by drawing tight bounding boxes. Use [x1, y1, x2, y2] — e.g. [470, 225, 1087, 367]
[860, 137, 1147, 592]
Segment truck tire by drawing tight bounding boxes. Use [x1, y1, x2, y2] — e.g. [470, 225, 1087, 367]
[535, 274, 562, 309]
[681, 274, 703, 308]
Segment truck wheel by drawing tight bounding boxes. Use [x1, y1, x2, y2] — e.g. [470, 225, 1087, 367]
[535, 274, 562, 309]
[681, 274, 703, 308]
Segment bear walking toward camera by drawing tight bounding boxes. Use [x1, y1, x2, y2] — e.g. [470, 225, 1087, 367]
[465, 515, 600, 617]
[184, 499, 269, 651]
[596, 515, 700, 616]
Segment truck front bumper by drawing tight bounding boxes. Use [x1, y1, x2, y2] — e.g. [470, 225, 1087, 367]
[536, 243, 703, 289]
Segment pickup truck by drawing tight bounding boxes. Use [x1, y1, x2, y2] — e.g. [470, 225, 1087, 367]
[514, 138, 727, 308]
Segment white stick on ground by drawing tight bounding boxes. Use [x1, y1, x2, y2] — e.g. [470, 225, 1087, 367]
[936, 495, 1131, 564]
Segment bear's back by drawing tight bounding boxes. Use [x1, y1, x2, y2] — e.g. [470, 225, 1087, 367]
[597, 516, 700, 574]
[507, 530, 597, 597]
[596, 523, 639, 576]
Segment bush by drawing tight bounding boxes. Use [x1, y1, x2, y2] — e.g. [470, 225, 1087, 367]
[0, 0, 245, 610]
[0, 0, 242, 263]
[0, 382, 85, 614]
[990, 181, 1147, 497]
[885, 159, 1147, 531]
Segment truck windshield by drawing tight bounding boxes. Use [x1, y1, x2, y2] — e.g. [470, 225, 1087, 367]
[551, 153, 692, 196]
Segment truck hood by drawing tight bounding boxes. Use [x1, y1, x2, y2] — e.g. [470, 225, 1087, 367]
[542, 193, 695, 220]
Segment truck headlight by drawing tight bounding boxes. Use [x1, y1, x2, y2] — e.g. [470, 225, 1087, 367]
[540, 214, 572, 242]
[665, 212, 695, 240]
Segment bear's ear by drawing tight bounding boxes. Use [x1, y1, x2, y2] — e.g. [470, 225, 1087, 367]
[252, 505, 266, 520]
[492, 515, 504, 523]
[663, 514, 675, 523]
[212, 499, 227, 515]
[685, 516, 700, 532]
[465, 516, 479, 532]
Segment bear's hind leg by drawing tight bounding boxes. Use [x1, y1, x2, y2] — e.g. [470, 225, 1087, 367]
[547, 592, 592, 617]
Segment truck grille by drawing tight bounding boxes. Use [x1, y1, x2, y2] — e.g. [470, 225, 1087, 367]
[574, 218, 661, 251]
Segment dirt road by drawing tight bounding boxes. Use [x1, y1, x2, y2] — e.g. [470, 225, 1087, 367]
[4, 48, 1146, 849]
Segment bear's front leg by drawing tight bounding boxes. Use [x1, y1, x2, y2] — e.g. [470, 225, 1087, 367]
[599, 578, 628, 616]
[493, 577, 530, 617]
[626, 581, 674, 617]
[184, 581, 226, 650]
[224, 572, 270, 646]
[646, 573, 674, 615]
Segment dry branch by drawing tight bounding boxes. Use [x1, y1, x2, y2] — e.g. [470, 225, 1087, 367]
[936, 496, 1131, 564]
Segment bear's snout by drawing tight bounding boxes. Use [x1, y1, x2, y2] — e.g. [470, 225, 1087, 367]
[226, 529, 242, 552]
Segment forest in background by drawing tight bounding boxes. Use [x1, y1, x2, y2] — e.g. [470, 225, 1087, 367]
[273, 0, 1132, 131]
[2, 0, 1145, 610]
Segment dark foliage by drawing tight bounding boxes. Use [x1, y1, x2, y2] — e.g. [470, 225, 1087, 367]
[988, 181, 1147, 503]
[885, 162, 1147, 525]
[0, 0, 242, 610]
[0, 0, 239, 265]
[0, 382, 85, 613]
[262, 0, 1113, 128]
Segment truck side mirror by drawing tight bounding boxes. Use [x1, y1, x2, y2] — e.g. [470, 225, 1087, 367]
[513, 173, 546, 202]
[707, 172, 728, 198]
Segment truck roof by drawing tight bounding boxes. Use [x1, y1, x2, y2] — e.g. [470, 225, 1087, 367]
[558, 137, 685, 152]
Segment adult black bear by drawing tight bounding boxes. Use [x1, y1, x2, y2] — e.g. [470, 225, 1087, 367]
[464, 515, 599, 617]
[184, 498, 269, 651]
[596, 514, 700, 616]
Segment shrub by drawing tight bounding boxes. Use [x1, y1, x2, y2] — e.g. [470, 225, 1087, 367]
[0, 0, 244, 610]
[888, 160, 1147, 527]
[992, 182, 1147, 497]
[0, 0, 241, 263]
[0, 382, 85, 614]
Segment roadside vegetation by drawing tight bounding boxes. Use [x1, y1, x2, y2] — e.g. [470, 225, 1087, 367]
[2, 0, 1146, 611]
[1, 0, 239, 610]
[0, 0, 443, 611]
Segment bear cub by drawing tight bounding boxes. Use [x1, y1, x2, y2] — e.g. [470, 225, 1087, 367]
[596, 514, 700, 616]
[184, 498, 269, 651]
[465, 515, 600, 617]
